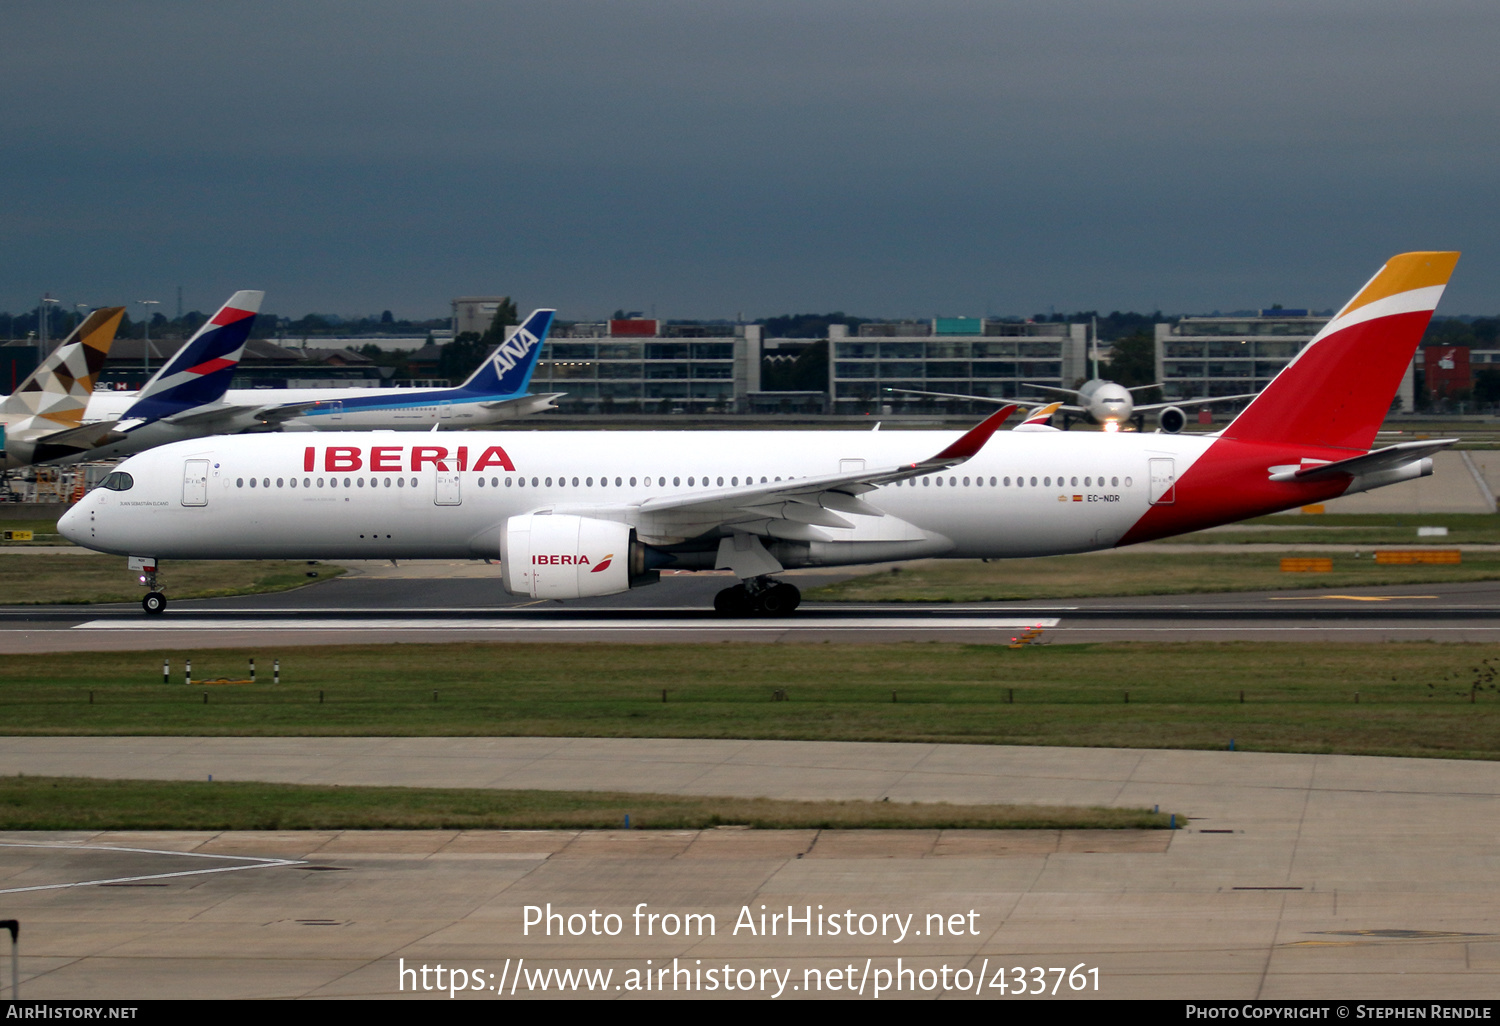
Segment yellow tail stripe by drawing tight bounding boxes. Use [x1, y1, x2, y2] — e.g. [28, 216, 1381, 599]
[1342, 251, 1459, 317]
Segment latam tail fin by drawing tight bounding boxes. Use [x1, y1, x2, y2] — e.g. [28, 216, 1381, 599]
[124, 290, 264, 422]
[1223, 253, 1459, 451]
[457, 309, 556, 396]
[1, 307, 126, 425]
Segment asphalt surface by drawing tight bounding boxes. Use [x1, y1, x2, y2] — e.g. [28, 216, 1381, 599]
[5, 739, 1500, 999]
[5, 563, 1500, 650]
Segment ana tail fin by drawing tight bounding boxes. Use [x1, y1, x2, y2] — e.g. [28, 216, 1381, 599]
[1, 307, 125, 425]
[124, 290, 263, 421]
[1222, 252, 1459, 451]
[458, 309, 556, 395]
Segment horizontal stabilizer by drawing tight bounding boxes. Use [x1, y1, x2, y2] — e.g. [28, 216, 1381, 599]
[1268, 439, 1457, 482]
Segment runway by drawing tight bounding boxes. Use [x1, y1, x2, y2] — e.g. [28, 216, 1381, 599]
[4, 570, 1500, 650]
[4, 737, 1500, 999]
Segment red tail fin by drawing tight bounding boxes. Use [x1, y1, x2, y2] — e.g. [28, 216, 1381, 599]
[1223, 252, 1459, 451]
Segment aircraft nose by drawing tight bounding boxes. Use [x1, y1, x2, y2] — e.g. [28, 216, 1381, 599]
[57, 497, 93, 545]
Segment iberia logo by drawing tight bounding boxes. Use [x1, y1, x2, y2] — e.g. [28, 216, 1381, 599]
[591, 553, 614, 573]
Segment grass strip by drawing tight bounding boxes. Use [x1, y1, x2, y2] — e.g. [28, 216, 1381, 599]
[0, 776, 1170, 831]
[805, 549, 1500, 602]
[0, 555, 342, 604]
[4, 641, 1499, 760]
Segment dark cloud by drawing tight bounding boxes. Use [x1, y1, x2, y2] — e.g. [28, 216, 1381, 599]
[4, 1, 1498, 319]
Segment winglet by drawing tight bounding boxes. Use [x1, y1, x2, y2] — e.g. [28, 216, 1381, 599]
[928, 404, 1018, 463]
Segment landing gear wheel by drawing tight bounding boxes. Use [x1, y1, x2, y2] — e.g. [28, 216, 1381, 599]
[715, 580, 801, 617]
[142, 592, 166, 615]
[758, 582, 801, 615]
[714, 584, 750, 615]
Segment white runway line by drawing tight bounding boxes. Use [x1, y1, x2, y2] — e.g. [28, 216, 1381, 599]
[0, 841, 305, 894]
[73, 616, 1063, 632]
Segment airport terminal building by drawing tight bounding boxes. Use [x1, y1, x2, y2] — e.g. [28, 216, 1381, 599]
[529, 317, 1089, 415]
[1156, 311, 1417, 414]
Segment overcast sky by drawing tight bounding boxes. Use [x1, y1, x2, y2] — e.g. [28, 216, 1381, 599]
[4, 1, 1498, 322]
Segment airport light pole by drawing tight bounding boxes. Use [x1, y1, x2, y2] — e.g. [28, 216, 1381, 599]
[39, 295, 58, 363]
[137, 299, 160, 377]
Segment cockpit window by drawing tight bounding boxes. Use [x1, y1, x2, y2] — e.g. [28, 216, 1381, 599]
[99, 471, 134, 492]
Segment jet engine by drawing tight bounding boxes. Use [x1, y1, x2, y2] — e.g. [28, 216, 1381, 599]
[500, 513, 652, 599]
[1157, 406, 1186, 433]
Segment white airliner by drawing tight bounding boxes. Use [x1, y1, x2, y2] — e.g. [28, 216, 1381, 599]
[49, 304, 561, 465]
[890, 379, 1257, 433]
[61, 253, 1458, 616]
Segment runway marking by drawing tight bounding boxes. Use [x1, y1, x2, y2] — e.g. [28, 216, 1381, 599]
[74, 617, 1063, 632]
[0, 841, 305, 894]
[1268, 595, 1440, 602]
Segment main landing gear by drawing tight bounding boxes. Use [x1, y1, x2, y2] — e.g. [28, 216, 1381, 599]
[713, 576, 801, 617]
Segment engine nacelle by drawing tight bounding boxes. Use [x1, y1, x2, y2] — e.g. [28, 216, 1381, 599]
[1157, 406, 1186, 433]
[500, 513, 638, 599]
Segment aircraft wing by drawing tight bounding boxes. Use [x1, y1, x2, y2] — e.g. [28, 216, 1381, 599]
[1268, 439, 1457, 483]
[555, 405, 1016, 543]
[28, 420, 127, 461]
[1134, 393, 1259, 414]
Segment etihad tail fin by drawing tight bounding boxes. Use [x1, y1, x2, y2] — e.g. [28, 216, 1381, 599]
[1223, 252, 1458, 451]
[458, 308, 555, 396]
[124, 290, 263, 422]
[1, 307, 125, 425]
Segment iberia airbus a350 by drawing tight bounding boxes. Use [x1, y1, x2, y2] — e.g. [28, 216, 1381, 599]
[61, 253, 1459, 616]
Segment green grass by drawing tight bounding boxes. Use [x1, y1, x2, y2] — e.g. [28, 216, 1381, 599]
[4, 642, 1498, 760]
[1172, 512, 1500, 546]
[805, 549, 1500, 602]
[0, 518, 69, 544]
[0, 776, 1170, 831]
[0, 554, 342, 604]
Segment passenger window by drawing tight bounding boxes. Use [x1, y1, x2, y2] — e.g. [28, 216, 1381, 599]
[236, 478, 244, 488]
[249, 478, 257, 488]
[586, 477, 593, 487]
[531, 477, 538, 487]
[1112, 476, 1119, 486]
[572, 477, 579, 487]
[629, 477, 637, 486]
[505, 477, 512, 487]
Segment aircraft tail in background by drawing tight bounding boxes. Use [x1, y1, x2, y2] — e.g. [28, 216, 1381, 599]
[123, 291, 264, 423]
[457, 309, 556, 396]
[0, 306, 126, 426]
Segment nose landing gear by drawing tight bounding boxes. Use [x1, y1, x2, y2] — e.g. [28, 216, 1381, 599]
[131, 558, 166, 615]
[713, 576, 801, 617]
